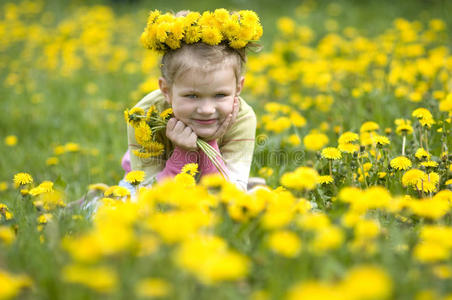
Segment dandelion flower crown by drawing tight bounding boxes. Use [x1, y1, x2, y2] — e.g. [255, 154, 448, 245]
[140, 9, 263, 53]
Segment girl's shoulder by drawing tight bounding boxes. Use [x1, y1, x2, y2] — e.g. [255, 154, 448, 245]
[237, 96, 256, 121]
[133, 89, 170, 112]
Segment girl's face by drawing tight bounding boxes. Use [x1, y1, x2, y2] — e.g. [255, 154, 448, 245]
[160, 66, 244, 140]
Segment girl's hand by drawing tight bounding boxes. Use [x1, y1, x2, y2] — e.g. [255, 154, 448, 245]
[203, 96, 240, 142]
[166, 118, 198, 150]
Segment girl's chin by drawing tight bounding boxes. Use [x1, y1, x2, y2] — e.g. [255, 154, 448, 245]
[194, 127, 218, 140]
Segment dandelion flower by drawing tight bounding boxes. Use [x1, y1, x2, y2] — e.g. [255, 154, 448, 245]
[439, 94, 452, 112]
[181, 163, 198, 176]
[338, 131, 359, 144]
[318, 175, 334, 184]
[281, 167, 319, 190]
[13, 173, 33, 188]
[4, 135, 18, 146]
[159, 108, 173, 119]
[303, 132, 329, 151]
[338, 143, 359, 153]
[373, 135, 390, 147]
[201, 26, 223, 45]
[267, 230, 301, 258]
[46, 157, 59, 166]
[412, 108, 433, 120]
[360, 121, 379, 133]
[415, 148, 431, 160]
[135, 278, 171, 298]
[390, 156, 412, 171]
[395, 119, 413, 135]
[402, 169, 427, 187]
[125, 171, 146, 186]
[420, 161, 439, 169]
[321, 147, 342, 160]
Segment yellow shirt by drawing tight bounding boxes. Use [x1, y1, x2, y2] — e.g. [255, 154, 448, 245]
[127, 89, 257, 190]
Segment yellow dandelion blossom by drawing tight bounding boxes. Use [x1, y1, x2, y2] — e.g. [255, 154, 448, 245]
[160, 108, 173, 119]
[390, 156, 412, 171]
[201, 26, 223, 45]
[267, 230, 301, 258]
[402, 169, 427, 187]
[318, 175, 334, 184]
[419, 116, 435, 128]
[135, 278, 171, 298]
[321, 147, 342, 160]
[29, 181, 54, 196]
[360, 121, 379, 133]
[338, 131, 359, 144]
[281, 167, 319, 190]
[174, 173, 196, 187]
[134, 121, 153, 146]
[412, 108, 435, 127]
[4, 135, 18, 146]
[415, 172, 440, 193]
[311, 226, 344, 252]
[395, 119, 413, 135]
[64, 143, 80, 152]
[303, 132, 329, 151]
[125, 171, 146, 186]
[46, 157, 59, 166]
[133, 149, 152, 159]
[420, 160, 438, 168]
[62, 264, 117, 293]
[229, 38, 248, 49]
[289, 112, 306, 127]
[412, 108, 433, 120]
[287, 134, 301, 146]
[222, 18, 240, 39]
[0, 270, 32, 299]
[413, 242, 450, 263]
[341, 265, 392, 299]
[181, 163, 199, 176]
[185, 25, 202, 44]
[145, 141, 165, 156]
[415, 148, 431, 160]
[373, 135, 390, 146]
[13, 173, 33, 188]
[439, 94, 452, 112]
[339, 143, 359, 153]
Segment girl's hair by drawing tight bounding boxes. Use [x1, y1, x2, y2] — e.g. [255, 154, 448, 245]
[160, 42, 246, 87]
[160, 10, 254, 86]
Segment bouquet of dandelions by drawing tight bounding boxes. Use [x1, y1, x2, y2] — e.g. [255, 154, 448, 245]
[124, 106, 229, 178]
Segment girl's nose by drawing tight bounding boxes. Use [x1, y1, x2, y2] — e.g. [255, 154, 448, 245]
[197, 99, 216, 115]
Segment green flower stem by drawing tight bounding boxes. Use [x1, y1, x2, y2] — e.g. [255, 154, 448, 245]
[402, 134, 406, 156]
[196, 139, 229, 179]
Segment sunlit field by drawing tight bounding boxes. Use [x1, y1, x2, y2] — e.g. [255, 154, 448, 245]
[1, 0, 452, 299]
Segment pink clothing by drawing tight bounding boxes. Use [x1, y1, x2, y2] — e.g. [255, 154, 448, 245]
[121, 150, 132, 174]
[121, 140, 228, 181]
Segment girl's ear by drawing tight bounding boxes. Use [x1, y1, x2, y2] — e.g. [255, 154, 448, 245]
[159, 77, 171, 104]
[236, 76, 245, 96]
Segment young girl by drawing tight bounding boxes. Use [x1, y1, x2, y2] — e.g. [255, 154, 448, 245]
[121, 9, 262, 191]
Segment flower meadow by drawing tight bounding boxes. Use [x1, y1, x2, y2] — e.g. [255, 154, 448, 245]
[1, 1, 452, 299]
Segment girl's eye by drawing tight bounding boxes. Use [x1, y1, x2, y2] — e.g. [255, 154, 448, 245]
[185, 94, 197, 99]
[215, 93, 226, 98]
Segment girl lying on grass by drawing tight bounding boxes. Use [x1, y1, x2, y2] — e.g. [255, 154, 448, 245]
[120, 9, 262, 192]
[77, 9, 264, 208]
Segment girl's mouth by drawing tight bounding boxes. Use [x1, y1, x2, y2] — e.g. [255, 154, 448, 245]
[194, 119, 217, 125]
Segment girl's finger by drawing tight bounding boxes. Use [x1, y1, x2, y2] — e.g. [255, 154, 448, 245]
[174, 120, 185, 134]
[182, 126, 192, 136]
[167, 118, 176, 130]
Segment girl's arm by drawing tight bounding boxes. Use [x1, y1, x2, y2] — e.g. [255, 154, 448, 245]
[209, 97, 257, 191]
